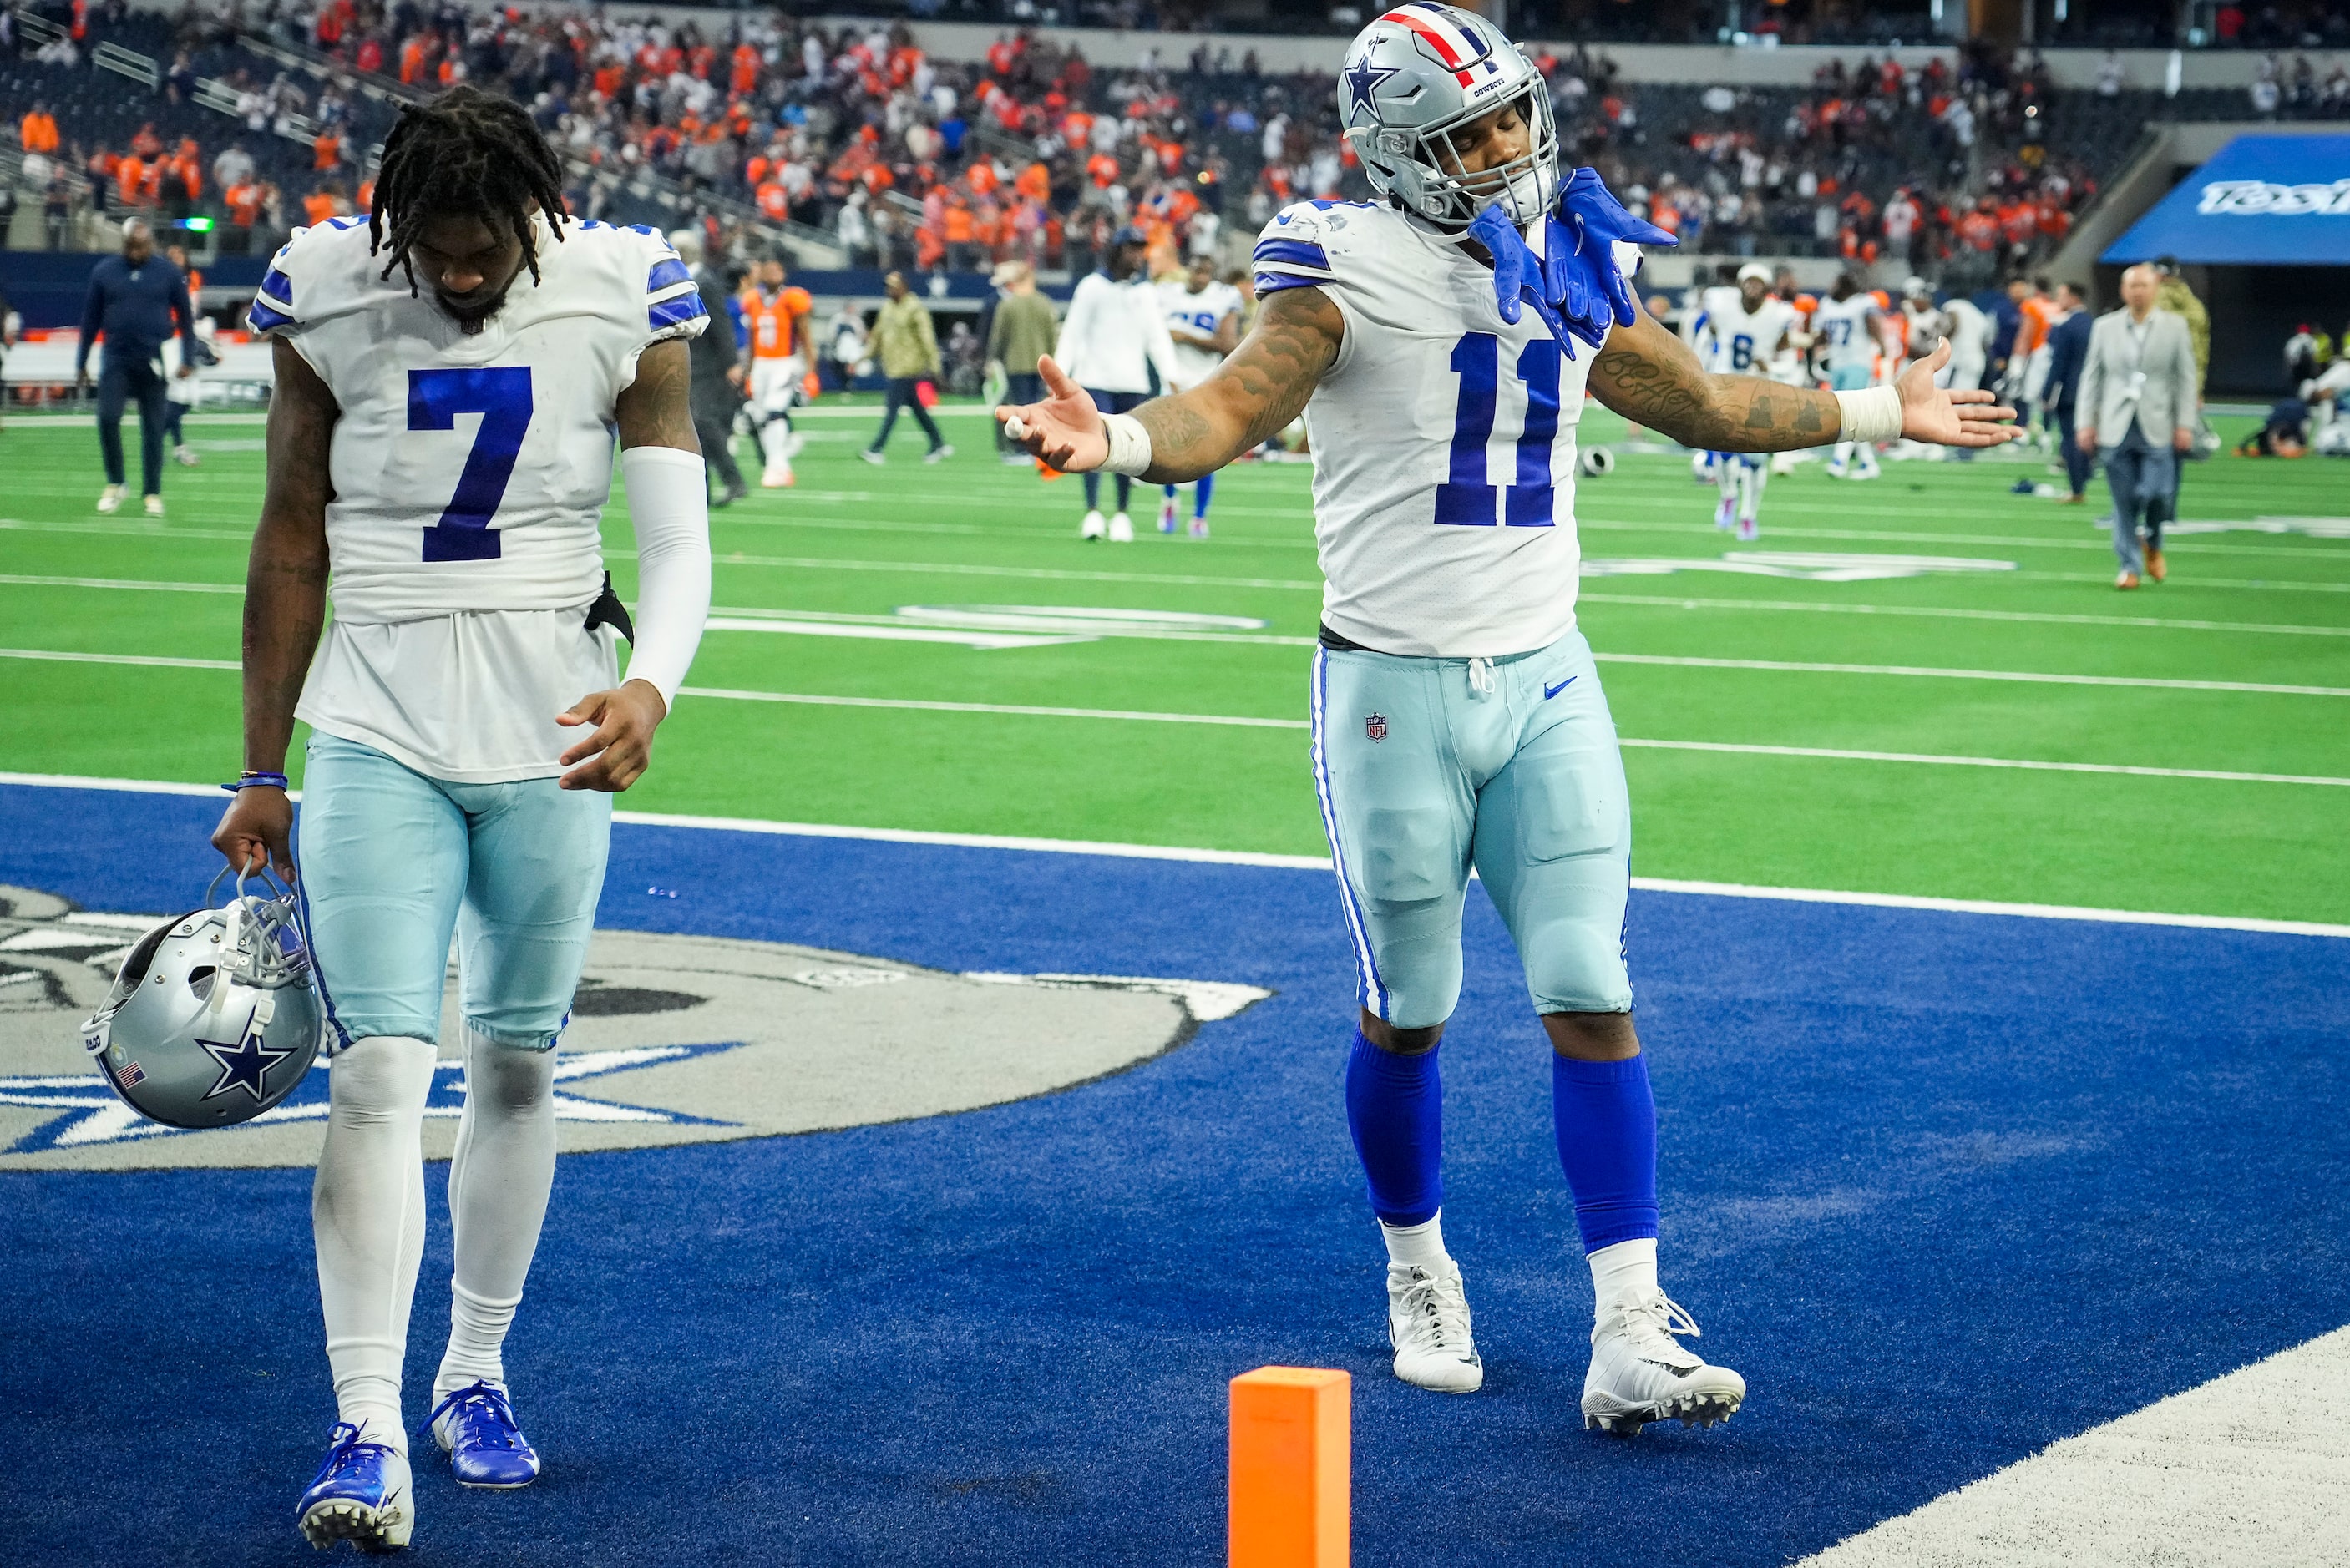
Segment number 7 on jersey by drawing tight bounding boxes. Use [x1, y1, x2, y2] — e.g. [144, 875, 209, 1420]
[408, 367, 534, 562]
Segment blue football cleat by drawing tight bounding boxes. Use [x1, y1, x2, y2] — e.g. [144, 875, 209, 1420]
[427, 1382, 542, 1489]
[296, 1422, 413, 1553]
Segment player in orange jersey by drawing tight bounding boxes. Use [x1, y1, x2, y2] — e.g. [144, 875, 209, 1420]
[739, 256, 813, 487]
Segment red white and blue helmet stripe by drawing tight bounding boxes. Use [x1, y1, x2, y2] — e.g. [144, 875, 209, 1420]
[1378, 2, 1504, 87]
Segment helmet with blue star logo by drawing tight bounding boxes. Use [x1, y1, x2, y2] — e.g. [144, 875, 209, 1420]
[1339, 3, 1561, 230]
[78, 867, 324, 1130]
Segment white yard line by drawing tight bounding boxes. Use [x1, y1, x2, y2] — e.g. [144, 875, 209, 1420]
[1580, 592, 2350, 638]
[1795, 1324, 2350, 1568]
[3, 770, 2345, 938]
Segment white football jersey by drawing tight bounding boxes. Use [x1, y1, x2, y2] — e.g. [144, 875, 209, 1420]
[1253, 200, 1638, 659]
[1692, 287, 1798, 377]
[249, 215, 706, 781]
[1158, 277, 1241, 390]
[1811, 292, 1881, 371]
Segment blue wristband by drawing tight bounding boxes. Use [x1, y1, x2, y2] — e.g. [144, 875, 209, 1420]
[223, 772, 290, 793]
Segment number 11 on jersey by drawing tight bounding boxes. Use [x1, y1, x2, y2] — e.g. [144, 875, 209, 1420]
[1436, 332, 1562, 528]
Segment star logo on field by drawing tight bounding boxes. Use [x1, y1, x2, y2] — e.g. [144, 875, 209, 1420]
[1344, 55, 1400, 119]
[195, 1008, 296, 1103]
[0, 1042, 749, 1155]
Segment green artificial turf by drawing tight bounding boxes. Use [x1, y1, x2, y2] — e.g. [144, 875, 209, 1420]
[2, 401, 2343, 922]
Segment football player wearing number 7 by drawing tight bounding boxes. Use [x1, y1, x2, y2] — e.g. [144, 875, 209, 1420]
[1002, 3, 2013, 1434]
[209, 88, 712, 1552]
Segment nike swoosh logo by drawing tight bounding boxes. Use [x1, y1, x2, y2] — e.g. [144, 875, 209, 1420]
[1543, 677, 1578, 699]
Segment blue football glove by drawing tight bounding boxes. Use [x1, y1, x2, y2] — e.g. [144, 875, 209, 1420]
[1466, 202, 1580, 357]
[1552, 165, 1679, 345]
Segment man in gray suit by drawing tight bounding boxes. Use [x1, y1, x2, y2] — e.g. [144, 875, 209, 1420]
[2076, 264, 2200, 589]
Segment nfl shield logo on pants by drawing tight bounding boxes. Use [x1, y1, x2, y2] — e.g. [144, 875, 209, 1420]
[1365, 712, 1387, 742]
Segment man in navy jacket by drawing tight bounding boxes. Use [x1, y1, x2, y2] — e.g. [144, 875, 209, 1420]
[2039, 281, 2094, 503]
[76, 218, 199, 514]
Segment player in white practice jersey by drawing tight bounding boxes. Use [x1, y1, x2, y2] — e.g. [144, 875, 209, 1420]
[1000, 3, 2013, 1433]
[1156, 255, 1242, 536]
[1690, 261, 1799, 538]
[1812, 272, 1890, 480]
[211, 89, 712, 1554]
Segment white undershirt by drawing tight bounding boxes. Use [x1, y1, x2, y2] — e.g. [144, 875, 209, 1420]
[298, 608, 620, 785]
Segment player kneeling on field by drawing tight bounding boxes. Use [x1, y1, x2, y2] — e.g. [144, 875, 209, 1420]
[215, 86, 712, 1553]
[1002, 2, 2013, 1434]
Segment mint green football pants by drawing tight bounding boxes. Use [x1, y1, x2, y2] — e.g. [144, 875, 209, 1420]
[1309, 629, 1633, 1030]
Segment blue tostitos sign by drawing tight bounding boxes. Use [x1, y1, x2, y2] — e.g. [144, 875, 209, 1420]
[2103, 134, 2350, 264]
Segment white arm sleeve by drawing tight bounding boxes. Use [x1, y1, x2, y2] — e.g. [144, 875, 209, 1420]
[617, 445, 711, 712]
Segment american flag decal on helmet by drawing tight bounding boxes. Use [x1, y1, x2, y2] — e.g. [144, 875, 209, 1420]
[1379, 3, 1502, 87]
[115, 1061, 145, 1089]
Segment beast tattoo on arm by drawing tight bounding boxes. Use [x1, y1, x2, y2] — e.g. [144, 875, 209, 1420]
[1133, 286, 1345, 482]
[1587, 311, 1838, 453]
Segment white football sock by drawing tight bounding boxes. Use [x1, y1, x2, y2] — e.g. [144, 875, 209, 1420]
[435, 1029, 556, 1400]
[1831, 438, 1856, 468]
[1587, 1236, 1659, 1313]
[757, 420, 792, 472]
[314, 1035, 438, 1453]
[1380, 1211, 1451, 1272]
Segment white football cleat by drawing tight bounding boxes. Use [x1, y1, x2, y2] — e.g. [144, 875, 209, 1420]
[144, 495, 165, 518]
[1158, 498, 1178, 533]
[1581, 1292, 1745, 1434]
[1712, 493, 1735, 530]
[1080, 509, 1107, 540]
[858, 448, 885, 466]
[175, 446, 200, 466]
[1386, 1262, 1484, 1393]
[1188, 518, 1209, 539]
[97, 484, 124, 513]
[1107, 511, 1135, 543]
[924, 443, 954, 464]
[1735, 513, 1758, 542]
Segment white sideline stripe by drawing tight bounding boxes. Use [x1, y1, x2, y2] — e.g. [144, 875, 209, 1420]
[1581, 592, 2350, 638]
[1795, 1324, 2350, 1568]
[2, 771, 2344, 938]
[0, 574, 243, 594]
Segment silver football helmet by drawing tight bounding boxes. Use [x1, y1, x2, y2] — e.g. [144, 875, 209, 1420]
[79, 867, 325, 1130]
[1339, 3, 1562, 229]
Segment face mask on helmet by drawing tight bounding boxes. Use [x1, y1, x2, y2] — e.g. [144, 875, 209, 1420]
[1340, 4, 1562, 231]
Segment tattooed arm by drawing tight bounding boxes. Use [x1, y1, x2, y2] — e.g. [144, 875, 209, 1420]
[995, 286, 1345, 482]
[1588, 310, 2017, 451]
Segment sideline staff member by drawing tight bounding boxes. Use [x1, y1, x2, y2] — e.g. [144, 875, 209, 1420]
[76, 217, 198, 515]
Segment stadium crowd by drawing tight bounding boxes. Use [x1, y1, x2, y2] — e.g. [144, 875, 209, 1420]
[6, 0, 2347, 295]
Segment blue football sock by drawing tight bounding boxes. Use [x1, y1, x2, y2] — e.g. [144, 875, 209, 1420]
[1082, 470, 1101, 510]
[1345, 1029, 1442, 1226]
[1552, 1052, 1659, 1253]
[1193, 473, 1214, 518]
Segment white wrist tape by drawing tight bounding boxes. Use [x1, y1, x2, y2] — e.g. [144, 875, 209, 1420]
[1835, 385, 1903, 445]
[616, 445, 711, 712]
[1100, 412, 1155, 477]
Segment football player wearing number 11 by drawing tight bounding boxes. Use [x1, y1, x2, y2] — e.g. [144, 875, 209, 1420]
[210, 88, 712, 1553]
[1002, 2, 2014, 1435]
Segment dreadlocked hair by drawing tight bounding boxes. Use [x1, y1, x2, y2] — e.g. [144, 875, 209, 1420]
[369, 84, 568, 295]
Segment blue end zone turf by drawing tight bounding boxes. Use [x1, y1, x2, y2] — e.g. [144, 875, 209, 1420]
[3, 781, 2347, 1565]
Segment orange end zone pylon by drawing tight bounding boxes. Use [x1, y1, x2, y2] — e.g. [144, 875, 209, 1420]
[1228, 1367, 1350, 1568]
